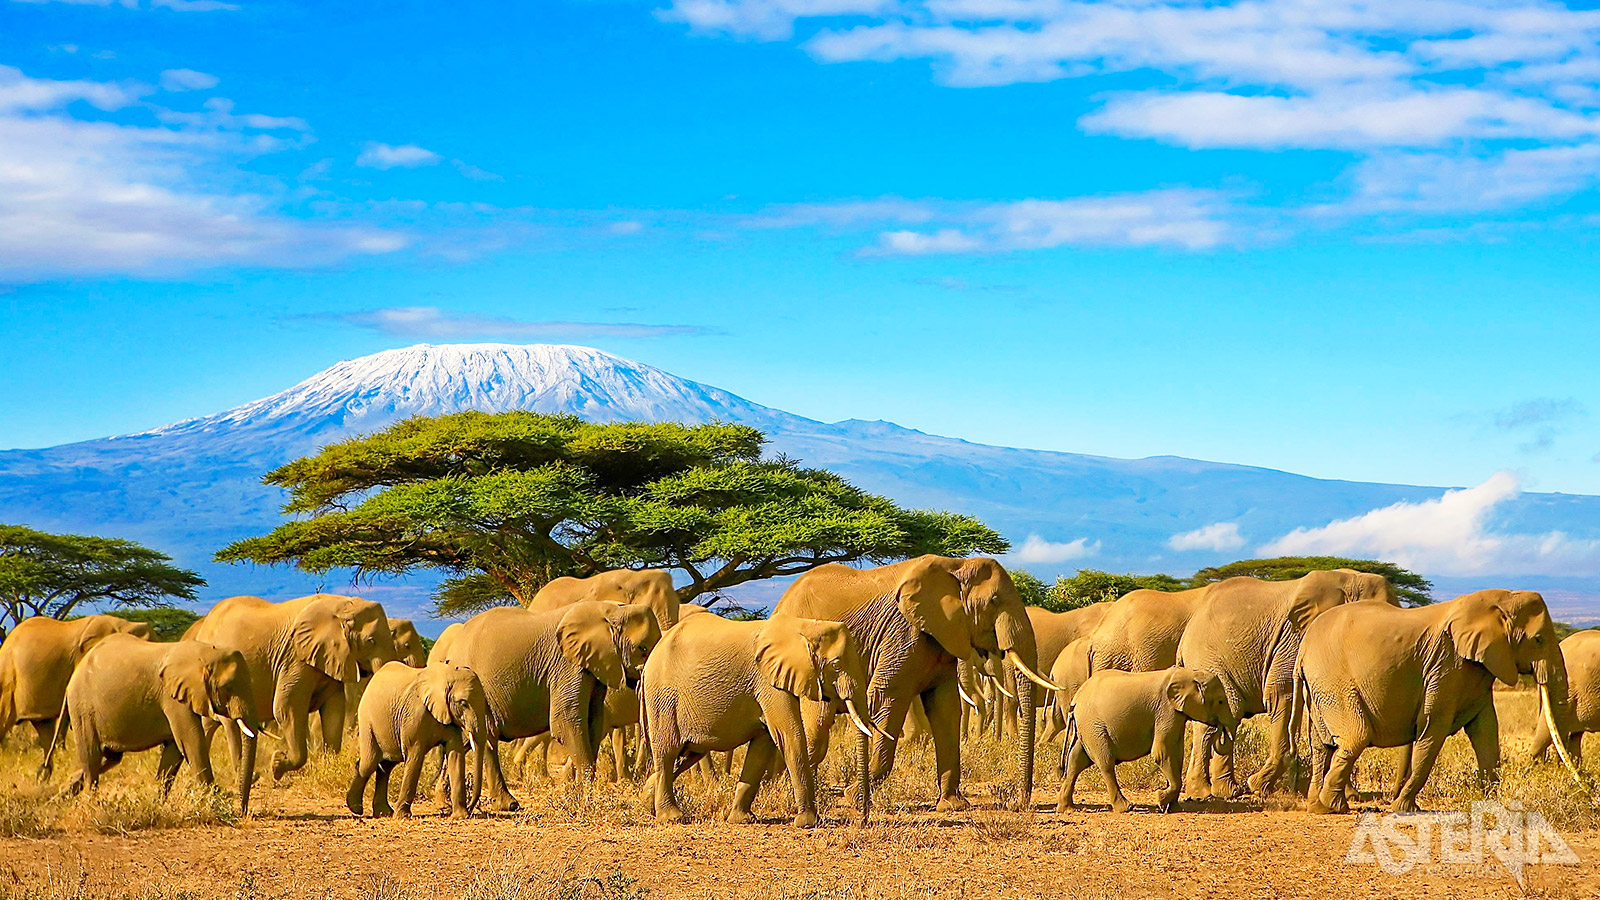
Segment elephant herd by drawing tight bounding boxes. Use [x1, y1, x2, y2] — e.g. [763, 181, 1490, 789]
[0, 558, 1591, 828]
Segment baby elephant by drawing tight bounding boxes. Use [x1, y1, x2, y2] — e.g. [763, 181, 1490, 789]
[1058, 667, 1234, 814]
[347, 661, 490, 819]
[641, 613, 884, 827]
[44, 635, 262, 815]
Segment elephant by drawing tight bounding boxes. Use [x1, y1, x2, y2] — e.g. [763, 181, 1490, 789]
[527, 569, 680, 629]
[773, 555, 1060, 811]
[1047, 637, 1095, 734]
[341, 617, 429, 735]
[640, 613, 882, 827]
[0, 614, 153, 753]
[1079, 586, 1213, 676]
[1057, 667, 1234, 814]
[1529, 629, 1600, 763]
[185, 594, 398, 779]
[1175, 569, 1396, 799]
[42, 635, 261, 815]
[1021, 603, 1113, 740]
[347, 661, 491, 819]
[1299, 589, 1580, 814]
[430, 600, 661, 810]
[389, 619, 429, 666]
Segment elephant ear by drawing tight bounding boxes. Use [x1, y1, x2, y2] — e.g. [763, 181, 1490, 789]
[291, 606, 359, 684]
[755, 618, 824, 701]
[895, 563, 973, 661]
[1449, 603, 1519, 686]
[557, 602, 625, 689]
[159, 651, 213, 718]
[420, 665, 454, 726]
[1287, 570, 1346, 631]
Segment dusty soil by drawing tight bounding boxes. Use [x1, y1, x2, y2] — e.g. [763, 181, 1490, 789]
[1, 782, 1595, 900]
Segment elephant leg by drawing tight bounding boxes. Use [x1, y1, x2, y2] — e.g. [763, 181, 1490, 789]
[172, 712, 215, 788]
[1157, 728, 1184, 812]
[801, 698, 836, 771]
[765, 695, 817, 828]
[608, 728, 627, 783]
[652, 736, 687, 824]
[1250, 700, 1293, 796]
[346, 735, 379, 816]
[447, 746, 468, 818]
[318, 691, 346, 755]
[1312, 739, 1367, 815]
[367, 761, 392, 817]
[156, 743, 183, 799]
[481, 735, 521, 812]
[1389, 745, 1413, 802]
[1464, 705, 1502, 797]
[729, 732, 779, 825]
[1390, 734, 1447, 814]
[395, 751, 427, 818]
[1057, 733, 1090, 812]
[1183, 720, 1213, 799]
[271, 688, 313, 780]
[924, 677, 968, 813]
[1100, 757, 1130, 814]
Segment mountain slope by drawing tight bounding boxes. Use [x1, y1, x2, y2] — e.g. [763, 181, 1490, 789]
[3, 343, 1598, 624]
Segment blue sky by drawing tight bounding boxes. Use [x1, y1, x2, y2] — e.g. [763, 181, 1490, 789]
[2, 0, 1599, 497]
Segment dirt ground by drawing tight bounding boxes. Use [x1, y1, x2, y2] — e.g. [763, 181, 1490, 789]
[2, 690, 1596, 900]
[2, 777, 1596, 899]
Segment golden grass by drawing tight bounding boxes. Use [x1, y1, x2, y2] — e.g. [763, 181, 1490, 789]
[12, 687, 1588, 836]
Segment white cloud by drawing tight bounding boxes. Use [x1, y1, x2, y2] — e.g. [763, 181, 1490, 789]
[1010, 534, 1100, 564]
[1168, 522, 1246, 553]
[663, 0, 1600, 223]
[356, 142, 443, 170]
[757, 190, 1234, 254]
[158, 68, 218, 92]
[0, 64, 405, 279]
[1260, 472, 1600, 576]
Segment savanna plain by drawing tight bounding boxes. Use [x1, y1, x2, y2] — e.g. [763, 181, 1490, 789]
[0, 688, 1594, 900]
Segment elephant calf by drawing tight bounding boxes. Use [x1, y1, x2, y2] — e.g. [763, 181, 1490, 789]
[44, 635, 261, 815]
[1057, 667, 1233, 814]
[640, 613, 883, 827]
[348, 662, 491, 819]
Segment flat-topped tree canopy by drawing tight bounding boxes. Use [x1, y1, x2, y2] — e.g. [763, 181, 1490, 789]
[218, 411, 1008, 617]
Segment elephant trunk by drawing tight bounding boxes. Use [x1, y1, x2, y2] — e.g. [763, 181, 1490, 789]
[237, 730, 257, 816]
[994, 606, 1040, 809]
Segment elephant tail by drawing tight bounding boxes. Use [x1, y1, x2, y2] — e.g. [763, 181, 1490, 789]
[1059, 705, 1078, 777]
[39, 687, 69, 781]
[1290, 657, 1309, 765]
[635, 677, 652, 777]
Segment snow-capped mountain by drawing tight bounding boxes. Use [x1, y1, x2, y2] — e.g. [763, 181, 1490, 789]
[3, 343, 1598, 627]
[137, 344, 797, 441]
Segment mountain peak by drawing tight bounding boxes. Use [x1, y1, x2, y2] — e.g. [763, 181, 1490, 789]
[138, 342, 801, 438]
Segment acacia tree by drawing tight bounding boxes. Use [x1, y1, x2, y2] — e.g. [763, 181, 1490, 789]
[217, 412, 1008, 616]
[0, 525, 205, 632]
[1189, 556, 1434, 606]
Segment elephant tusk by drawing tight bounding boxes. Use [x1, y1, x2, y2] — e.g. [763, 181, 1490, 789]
[1006, 649, 1067, 693]
[845, 698, 893, 743]
[1540, 684, 1589, 794]
[957, 683, 980, 710]
[991, 677, 1016, 701]
[235, 719, 256, 739]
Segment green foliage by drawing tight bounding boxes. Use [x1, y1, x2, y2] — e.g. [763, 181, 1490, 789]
[104, 607, 201, 641]
[1189, 556, 1434, 606]
[1039, 569, 1188, 612]
[1008, 569, 1049, 608]
[218, 412, 1007, 617]
[0, 525, 204, 632]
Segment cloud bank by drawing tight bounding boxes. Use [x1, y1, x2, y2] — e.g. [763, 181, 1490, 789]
[1260, 472, 1600, 576]
[1010, 534, 1099, 565]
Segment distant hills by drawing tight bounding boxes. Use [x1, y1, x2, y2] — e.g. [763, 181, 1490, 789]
[4, 343, 1596, 628]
